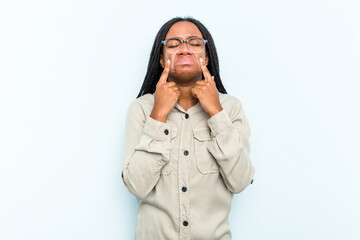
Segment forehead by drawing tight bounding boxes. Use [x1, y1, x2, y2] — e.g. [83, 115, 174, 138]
[165, 21, 204, 40]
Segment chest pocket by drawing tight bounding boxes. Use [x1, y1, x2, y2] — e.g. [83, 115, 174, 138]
[160, 127, 178, 175]
[193, 128, 220, 174]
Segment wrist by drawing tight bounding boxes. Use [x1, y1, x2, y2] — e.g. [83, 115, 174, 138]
[150, 109, 168, 123]
[208, 106, 223, 117]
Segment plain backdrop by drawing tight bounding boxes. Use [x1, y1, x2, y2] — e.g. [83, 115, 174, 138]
[1, 0, 359, 239]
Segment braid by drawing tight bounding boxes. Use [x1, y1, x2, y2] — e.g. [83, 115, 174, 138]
[136, 17, 227, 99]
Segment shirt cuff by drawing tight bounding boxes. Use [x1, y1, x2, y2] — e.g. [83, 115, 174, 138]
[142, 115, 172, 141]
[207, 109, 232, 136]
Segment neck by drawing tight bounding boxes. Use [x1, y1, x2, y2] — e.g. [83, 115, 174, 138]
[168, 75, 202, 107]
[177, 87, 198, 105]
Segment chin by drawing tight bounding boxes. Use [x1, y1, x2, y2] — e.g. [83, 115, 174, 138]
[171, 73, 202, 82]
[172, 68, 201, 79]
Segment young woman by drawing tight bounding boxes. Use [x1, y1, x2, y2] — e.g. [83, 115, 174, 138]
[122, 16, 255, 240]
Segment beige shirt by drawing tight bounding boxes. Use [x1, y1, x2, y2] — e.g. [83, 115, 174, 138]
[122, 92, 255, 240]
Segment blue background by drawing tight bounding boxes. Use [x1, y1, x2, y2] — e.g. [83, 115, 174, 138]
[0, 0, 359, 239]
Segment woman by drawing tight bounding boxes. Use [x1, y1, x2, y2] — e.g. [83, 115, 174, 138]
[122, 16, 255, 240]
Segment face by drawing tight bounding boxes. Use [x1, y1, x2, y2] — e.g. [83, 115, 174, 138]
[160, 21, 209, 83]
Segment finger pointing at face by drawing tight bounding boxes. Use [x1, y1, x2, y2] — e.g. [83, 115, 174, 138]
[200, 57, 213, 82]
[158, 59, 171, 86]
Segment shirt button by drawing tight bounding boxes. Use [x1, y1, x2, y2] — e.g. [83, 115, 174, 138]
[164, 129, 169, 135]
[185, 113, 189, 119]
[182, 187, 187, 192]
[183, 221, 188, 226]
[183, 150, 189, 156]
[251, 179, 254, 184]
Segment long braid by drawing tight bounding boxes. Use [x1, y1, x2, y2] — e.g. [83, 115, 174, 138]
[195, 20, 227, 95]
[136, 17, 227, 99]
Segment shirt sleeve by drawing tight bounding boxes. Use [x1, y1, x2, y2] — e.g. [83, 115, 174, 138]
[206, 98, 255, 194]
[121, 100, 173, 199]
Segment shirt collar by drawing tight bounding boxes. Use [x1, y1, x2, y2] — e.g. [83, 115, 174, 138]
[151, 93, 204, 115]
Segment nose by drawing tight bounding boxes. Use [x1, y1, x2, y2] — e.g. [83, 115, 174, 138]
[178, 41, 191, 54]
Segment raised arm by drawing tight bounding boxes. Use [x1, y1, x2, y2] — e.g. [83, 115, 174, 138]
[207, 99, 255, 193]
[121, 100, 173, 199]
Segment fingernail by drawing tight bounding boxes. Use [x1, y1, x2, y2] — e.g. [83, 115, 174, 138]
[167, 59, 170, 64]
[200, 57, 203, 63]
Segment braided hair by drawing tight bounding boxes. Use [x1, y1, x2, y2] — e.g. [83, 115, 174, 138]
[136, 16, 227, 99]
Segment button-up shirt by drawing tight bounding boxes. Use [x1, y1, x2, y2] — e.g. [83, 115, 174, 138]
[122, 92, 255, 240]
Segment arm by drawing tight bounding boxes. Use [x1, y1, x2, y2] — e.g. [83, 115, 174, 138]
[207, 98, 255, 194]
[121, 100, 173, 199]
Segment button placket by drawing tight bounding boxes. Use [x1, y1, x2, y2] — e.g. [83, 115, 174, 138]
[179, 111, 191, 238]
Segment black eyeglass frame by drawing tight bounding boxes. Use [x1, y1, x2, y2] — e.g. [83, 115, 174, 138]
[161, 36, 208, 53]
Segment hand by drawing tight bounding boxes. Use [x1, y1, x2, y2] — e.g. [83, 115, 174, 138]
[191, 57, 223, 117]
[150, 59, 181, 122]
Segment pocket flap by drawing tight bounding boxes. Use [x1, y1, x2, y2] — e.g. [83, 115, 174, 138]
[193, 128, 211, 141]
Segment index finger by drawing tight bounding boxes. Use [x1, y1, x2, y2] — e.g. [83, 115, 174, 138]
[158, 59, 171, 85]
[199, 57, 213, 82]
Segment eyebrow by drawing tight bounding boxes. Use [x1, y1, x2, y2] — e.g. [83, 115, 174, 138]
[165, 35, 202, 40]
[186, 35, 200, 39]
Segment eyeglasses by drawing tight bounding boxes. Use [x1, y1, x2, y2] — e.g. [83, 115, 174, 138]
[161, 37, 208, 54]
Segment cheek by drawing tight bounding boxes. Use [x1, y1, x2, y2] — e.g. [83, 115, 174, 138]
[194, 54, 204, 68]
[195, 52, 206, 62]
[170, 54, 176, 60]
[168, 54, 176, 69]
[163, 54, 175, 63]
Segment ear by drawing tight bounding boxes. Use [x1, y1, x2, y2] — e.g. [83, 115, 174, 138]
[160, 54, 164, 68]
[205, 52, 209, 66]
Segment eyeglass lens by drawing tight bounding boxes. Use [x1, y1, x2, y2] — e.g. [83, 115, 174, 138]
[165, 38, 205, 53]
